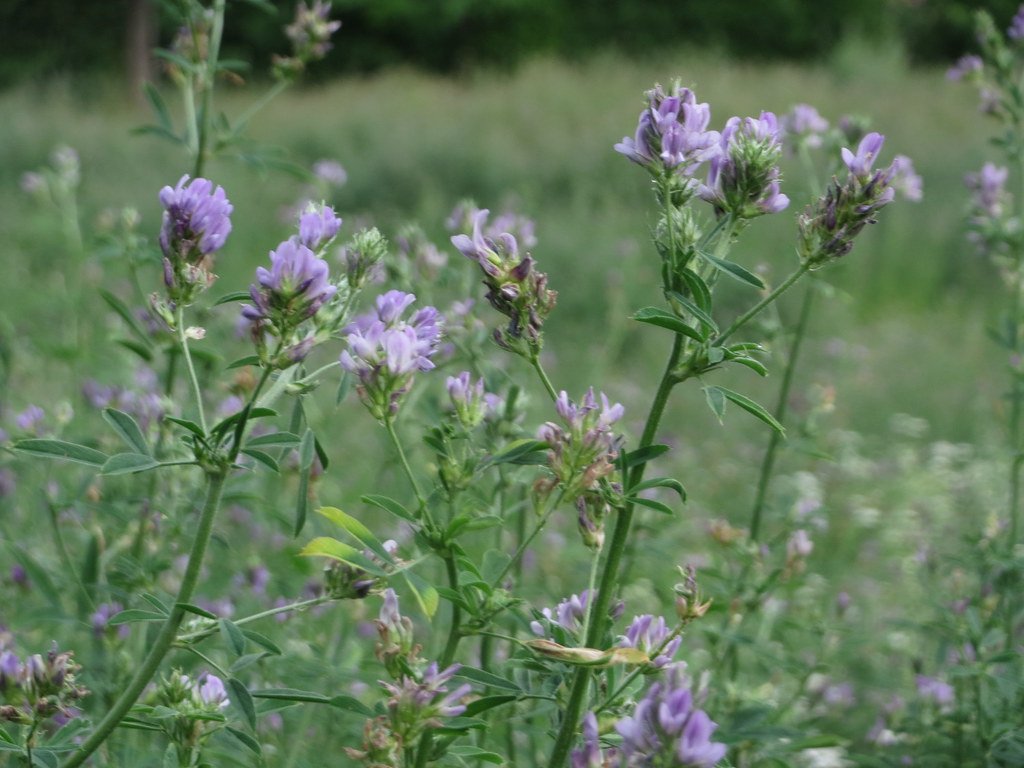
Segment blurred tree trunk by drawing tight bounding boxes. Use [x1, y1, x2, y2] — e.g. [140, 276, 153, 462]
[126, 0, 157, 106]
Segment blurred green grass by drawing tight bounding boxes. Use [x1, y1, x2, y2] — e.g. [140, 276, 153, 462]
[0, 47, 1005, 517]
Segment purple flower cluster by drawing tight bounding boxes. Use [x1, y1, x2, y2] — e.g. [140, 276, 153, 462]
[340, 291, 443, 420]
[451, 209, 557, 355]
[1009, 5, 1024, 40]
[698, 111, 790, 218]
[966, 162, 1009, 220]
[537, 388, 625, 499]
[615, 83, 721, 185]
[297, 202, 343, 251]
[158, 175, 233, 305]
[446, 370, 500, 429]
[531, 590, 594, 639]
[798, 132, 904, 267]
[946, 53, 983, 82]
[0, 643, 88, 724]
[274, 0, 341, 78]
[781, 104, 830, 150]
[618, 614, 682, 669]
[194, 673, 230, 710]
[381, 661, 471, 742]
[82, 369, 166, 433]
[614, 665, 727, 767]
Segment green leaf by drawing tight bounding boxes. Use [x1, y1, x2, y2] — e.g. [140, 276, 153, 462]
[292, 428, 317, 537]
[705, 386, 785, 435]
[336, 371, 352, 405]
[403, 569, 440, 617]
[361, 494, 416, 523]
[299, 537, 388, 576]
[108, 609, 167, 625]
[666, 290, 718, 334]
[176, 602, 215, 619]
[139, 593, 169, 614]
[226, 678, 256, 730]
[317, 507, 397, 566]
[164, 416, 205, 438]
[454, 666, 521, 692]
[446, 746, 505, 764]
[728, 355, 768, 376]
[314, 435, 330, 471]
[219, 619, 247, 657]
[632, 307, 705, 342]
[102, 453, 161, 475]
[115, 339, 154, 362]
[703, 386, 727, 423]
[240, 448, 279, 473]
[620, 444, 670, 470]
[224, 726, 262, 756]
[226, 355, 261, 370]
[239, 629, 282, 655]
[628, 477, 686, 501]
[461, 694, 518, 718]
[698, 250, 766, 289]
[435, 586, 472, 611]
[678, 268, 713, 313]
[14, 439, 107, 467]
[628, 496, 676, 515]
[143, 81, 174, 131]
[99, 289, 155, 347]
[245, 431, 300, 448]
[102, 408, 151, 455]
[327, 695, 375, 716]
[251, 688, 331, 704]
[211, 407, 276, 440]
[479, 439, 550, 469]
[214, 291, 252, 306]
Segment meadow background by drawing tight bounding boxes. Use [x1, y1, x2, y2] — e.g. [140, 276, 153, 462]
[0, 1, 1018, 765]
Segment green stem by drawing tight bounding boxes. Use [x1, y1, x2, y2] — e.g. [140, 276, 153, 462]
[175, 305, 208, 436]
[192, 0, 226, 178]
[749, 283, 816, 541]
[713, 263, 810, 348]
[548, 333, 684, 768]
[490, 491, 564, 590]
[385, 417, 430, 522]
[578, 547, 602, 644]
[176, 595, 330, 644]
[233, 79, 289, 131]
[61, 469, 228, 768]
[439, 556, 463, 668]
[530, 352, 559, 402]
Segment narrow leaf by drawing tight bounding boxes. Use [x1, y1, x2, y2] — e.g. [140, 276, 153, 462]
[225, 726, 262, 756]
[666, 290, 718, 333]
[164, 416, 204, 437]
[703, 386, 727, 423]
[628, 477, 687, 501]
[143, 82, 174, 131]
[317, 507, 397, 566]
[620, 444, 670, 470]
[115, 339, 154, 362]
[403, 569, 440, 617]
[240, 629, 282, 655]
[214, 291, 252, 306]
[698, 250, 766, 289]
[226, 678, 256, 730]
[714, 386, 786, 435]
[361, 494, 416, 523]
[454, 666, 521, 692]
[219, 619, 246, 657]
[245, 431, 300, 448]
[99, 289, 154, 347]
[226, 355, 261, 370]
[108, 609, 166, 625]
[299, 537, 388, 576]
[479, 439, 550, 469]
[140, 593, 170, 615]
[628, 496, 676, 515]
[14, 439, 107, 467]
[679, 268, 713, 312]
[102, 408, 151, 455]
[240, 448, 279, 473]
[462, 695, 518, 718]
[101, 453, 161, 475]
[632, 307, 705, 341]
[251, 688, 331, 704]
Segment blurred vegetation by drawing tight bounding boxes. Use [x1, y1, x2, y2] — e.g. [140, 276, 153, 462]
[2, 0, 1024, 87]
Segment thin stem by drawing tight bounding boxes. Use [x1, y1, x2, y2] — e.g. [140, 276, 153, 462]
[176, 595, 330, 644]
[61, 468, 228, 768]
[439, 556, 463, 668]
[175, 305, 208, 436]
[713, 264, 810, 348]
[385, 417, 429, 519]
[749, 283, 816, 541]
[578, 547, 602, 644]
[233, 79, 289, 130]
[548, 333, 684, 768]
[530, 352, 559, 402]
[490, 491, 565, 589]
[192, 0, 226, 178]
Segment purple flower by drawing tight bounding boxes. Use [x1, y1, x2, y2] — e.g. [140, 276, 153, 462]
[619, 614, 682, 668]
[915, 675, 954, 707]
[340, 291, 443, 419]
[197, 673, 230, 709]
[890, 155, 923, 202]
[615, 665, 726, 768]
[946, 53, 983, 81]
[698, 112, 790, 218]
[244, 238, 337, 325]
[781, 104, 829, 149]
[15, 405, 45, 434]
[313, 159, 347, 186]
[531, 590, 603, 639]
[285, 1, 341, 62]
[297, 203, 343, 250]
[965, 162, 1008, 218]
[571, 712, 605, 768]
[1009, 6, 1024, 39]
[615, 83, 721, 183]
[446, 371, 490, 428]
[158, 175, 233, 261]
[537, 388, 625, 498]
[381, 661, 472, 742]
[91, 603, 129, 639]
[786, 529, 814, 559]
[841, 132, 886, 180]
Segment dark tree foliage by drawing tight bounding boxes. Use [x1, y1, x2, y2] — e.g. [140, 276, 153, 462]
[0, 0, 1021, 87]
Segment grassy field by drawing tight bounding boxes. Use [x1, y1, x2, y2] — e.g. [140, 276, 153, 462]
[0, 41, 1017, 766]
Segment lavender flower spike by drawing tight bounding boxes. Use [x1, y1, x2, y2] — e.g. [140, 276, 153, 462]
[158, 175, 233, 260]
[841, 132, 886, 180]
[297, 202, 343, 251]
